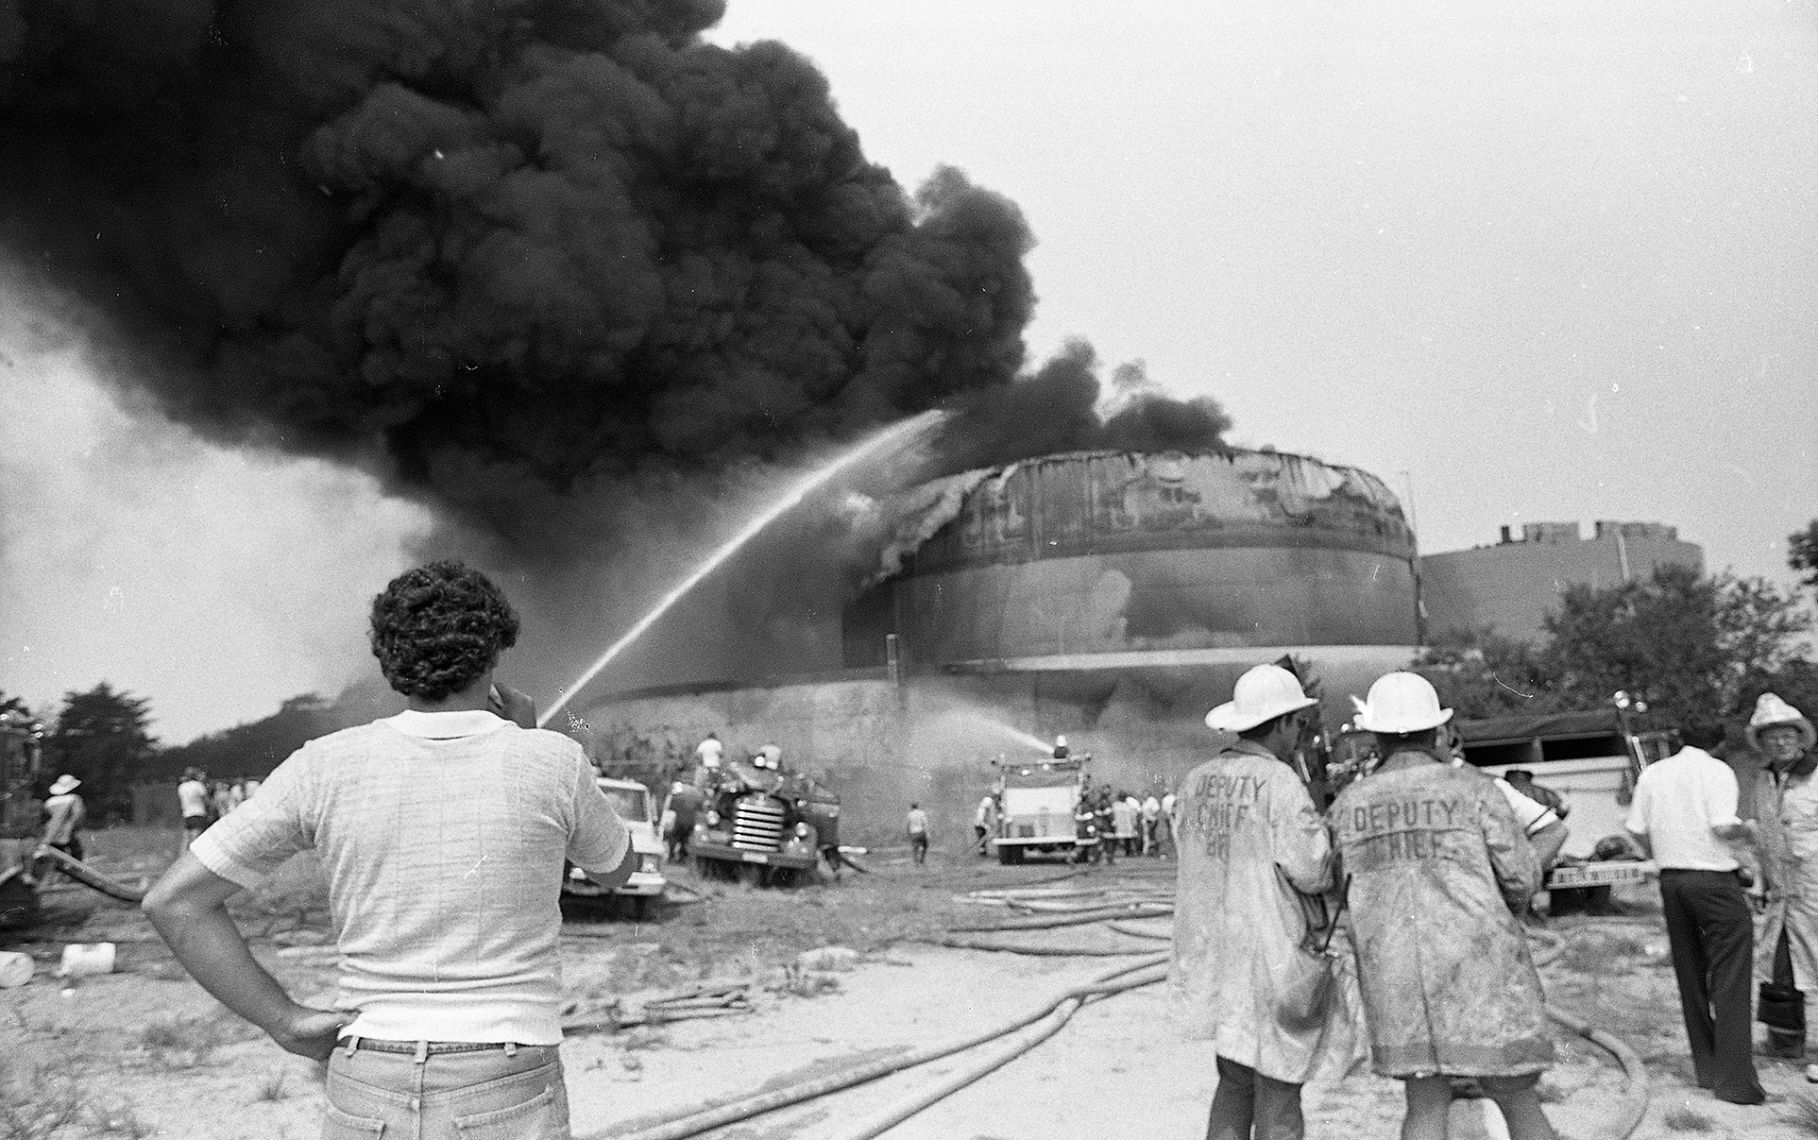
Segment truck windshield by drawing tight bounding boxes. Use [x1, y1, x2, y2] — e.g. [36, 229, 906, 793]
[599, 786, 651, 822]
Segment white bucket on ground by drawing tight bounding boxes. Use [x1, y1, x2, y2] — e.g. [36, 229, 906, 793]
[57, 942, 116, 977]
[0, 950, 33, 987]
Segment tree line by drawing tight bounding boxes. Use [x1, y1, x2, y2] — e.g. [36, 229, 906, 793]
[0, 680, 400, 824]
[1413, 562, 1816, 743]
[9, 521, 1818, 823]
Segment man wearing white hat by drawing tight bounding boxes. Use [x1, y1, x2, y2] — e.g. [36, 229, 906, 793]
[1746, 693, 1818, 1072]
[1171, 663, 1337, 1140]
[40, 774, 88, 869]
[1330, 672, 1558, 1140]
[1627, 719, 1765, 1104]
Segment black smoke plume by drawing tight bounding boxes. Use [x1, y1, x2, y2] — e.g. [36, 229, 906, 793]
[1, 1, 1232, 701]
[1, 0, 1228, 549]
[1, 1, 1031, 533]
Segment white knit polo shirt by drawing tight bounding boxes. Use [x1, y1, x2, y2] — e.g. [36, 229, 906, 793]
[192, 709, 629, 1045]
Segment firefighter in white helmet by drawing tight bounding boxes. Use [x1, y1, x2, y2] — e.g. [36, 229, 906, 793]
[1332, 672, 1558, 1139]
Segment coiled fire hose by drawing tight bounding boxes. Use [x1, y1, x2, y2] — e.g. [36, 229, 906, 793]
[591, 882, 1650, 1140]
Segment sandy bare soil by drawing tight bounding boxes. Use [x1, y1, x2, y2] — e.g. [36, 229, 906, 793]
[6, 834, 1818, 1140]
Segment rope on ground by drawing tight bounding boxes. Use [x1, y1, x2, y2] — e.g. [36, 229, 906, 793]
[592, 954, 1169, 1140]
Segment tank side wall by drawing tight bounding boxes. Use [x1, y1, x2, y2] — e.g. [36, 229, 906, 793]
[898, 547, 1419, 663]
[578, 642, 1416, 849]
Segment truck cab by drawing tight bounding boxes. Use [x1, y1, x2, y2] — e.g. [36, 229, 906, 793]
[564, 776, 667, 918]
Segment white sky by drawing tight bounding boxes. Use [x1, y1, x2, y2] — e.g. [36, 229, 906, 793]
[4, 0, 1816, 742]
[710, 0, 1818, 566]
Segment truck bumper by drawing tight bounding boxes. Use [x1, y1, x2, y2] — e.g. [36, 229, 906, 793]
[691, 841, 819, 871]
[562, 869, 668, 898]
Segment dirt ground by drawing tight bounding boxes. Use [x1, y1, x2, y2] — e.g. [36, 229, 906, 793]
[6, 831, 1818, 1140]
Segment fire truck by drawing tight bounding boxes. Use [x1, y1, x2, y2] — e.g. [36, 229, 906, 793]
[991, 756, 1095, 864]
[673, 754, 840, 887]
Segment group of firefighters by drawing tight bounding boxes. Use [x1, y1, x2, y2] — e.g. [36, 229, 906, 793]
[1068, 784, 1172, 862]
[1173, 661, 1818, 1140]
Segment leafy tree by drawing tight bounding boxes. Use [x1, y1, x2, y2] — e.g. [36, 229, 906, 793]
[44, 683, 158, 823]
[1791, 519, 1818, 591]
[1539, 564, 1814, 741]
[1413, 626, 1572, 720]
[157, 693, 335, 783]
[1714, 572, 1814, 711]
[154, 682, 403, 784]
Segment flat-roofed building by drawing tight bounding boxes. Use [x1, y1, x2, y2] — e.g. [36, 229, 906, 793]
[1420, 520, 1703, 643]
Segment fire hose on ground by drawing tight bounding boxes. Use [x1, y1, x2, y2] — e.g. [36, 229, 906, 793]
[591, 955, 1169, 1140]
[27, 845, 146, 904]
[592, 880, 1651, 1140]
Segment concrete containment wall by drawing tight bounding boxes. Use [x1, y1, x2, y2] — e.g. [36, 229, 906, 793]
[578, 640, 1416, 850]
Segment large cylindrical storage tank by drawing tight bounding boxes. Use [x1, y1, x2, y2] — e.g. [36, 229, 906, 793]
[578, 447, 1422, 845]
[874, 448, 1419, 668]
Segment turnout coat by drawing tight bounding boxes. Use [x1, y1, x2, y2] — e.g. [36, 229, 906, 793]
[1753, 765, 1818, 989]
[1328, 752, 1554, 1078]
[1170, 742, 1345, 1083]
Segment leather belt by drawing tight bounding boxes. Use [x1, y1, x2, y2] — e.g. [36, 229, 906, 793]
[343, 1037, 522, 1059]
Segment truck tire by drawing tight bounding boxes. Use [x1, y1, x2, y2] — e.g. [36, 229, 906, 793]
[998, 844, 1021, 865]
[631, 895, 650, 921]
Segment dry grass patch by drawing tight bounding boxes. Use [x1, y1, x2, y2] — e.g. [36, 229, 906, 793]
[0, 1060, 83, 1139]
[139, 1016, 219, 1069]
[1659, 1103, 1718, 1133]
[1787, 1089, 1818, 1135]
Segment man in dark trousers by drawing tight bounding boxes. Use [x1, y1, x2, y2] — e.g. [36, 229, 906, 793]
[1625, 723, 1765, 1105]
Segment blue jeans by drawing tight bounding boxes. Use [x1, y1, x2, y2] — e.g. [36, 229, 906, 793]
[323, 1042, 570, 1139]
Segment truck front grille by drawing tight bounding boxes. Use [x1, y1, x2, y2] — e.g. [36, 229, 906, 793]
[731, 795, 786, 852]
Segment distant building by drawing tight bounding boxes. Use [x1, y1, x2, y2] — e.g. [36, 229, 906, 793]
[1419, 521, 1704, 643]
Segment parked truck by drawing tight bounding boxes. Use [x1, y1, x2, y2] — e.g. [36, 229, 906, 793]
[1457, 709, 1673, 860]
[562, 775, 668, 918]
[992, 756, 1095, 864]
[673, 756, 840, 887]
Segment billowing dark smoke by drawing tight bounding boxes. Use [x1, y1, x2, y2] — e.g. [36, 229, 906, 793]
[1, 0, 1234, 702]
[1, 0, 1229, 552]
[934, 340, 1232, 475]
[0, 0, 1037, 539]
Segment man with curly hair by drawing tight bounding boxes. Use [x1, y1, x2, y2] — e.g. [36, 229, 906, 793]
[144, 560, 634, 1139]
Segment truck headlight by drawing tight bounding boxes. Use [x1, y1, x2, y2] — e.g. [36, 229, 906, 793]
[568, 867, 587, 881]
[706, 810, 721, 826]
[794, 822, 811, 838]
[640, 854, 661, 874]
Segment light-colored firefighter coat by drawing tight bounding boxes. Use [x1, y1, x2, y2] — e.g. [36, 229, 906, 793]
[1170, 742, 1346, 1083]
[1329, 751, 1554, 1079]
[1754, 765, 1818, 988]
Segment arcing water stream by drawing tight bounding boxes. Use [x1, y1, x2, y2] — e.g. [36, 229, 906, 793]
[977, 720, 1054, 755]
[538, 410, 947, 728]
